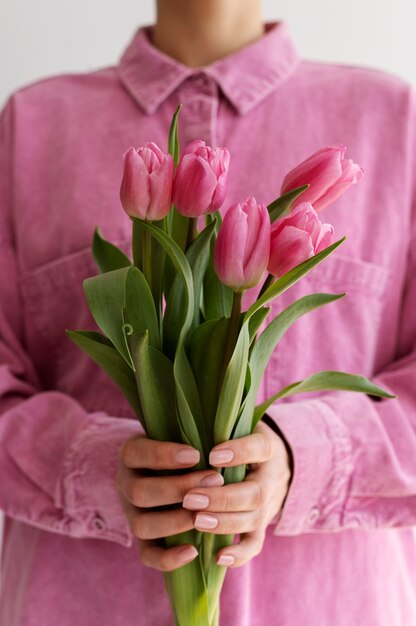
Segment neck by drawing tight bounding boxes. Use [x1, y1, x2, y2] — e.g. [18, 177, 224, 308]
[153, 0, 264, 68]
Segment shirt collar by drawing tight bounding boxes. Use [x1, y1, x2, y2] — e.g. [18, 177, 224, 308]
[116, 20, 300, 116]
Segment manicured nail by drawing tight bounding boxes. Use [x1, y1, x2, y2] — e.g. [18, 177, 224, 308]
[195, 514, 218, 530]
[183, 493, 210, 510]
[217, 554, 235, 567]
[175, 448, 200, 465]
[199, 473, 224, 487]
[209, 449, 234, 465]
[177, 545, 198, 564]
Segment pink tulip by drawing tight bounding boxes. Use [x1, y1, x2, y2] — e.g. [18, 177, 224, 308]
[281, 144, 363, 212]
[120, 142, 174, 220]
[214, 197, 271, 292]
[173, 140, 230, 218]
[268, 202, 334, 278]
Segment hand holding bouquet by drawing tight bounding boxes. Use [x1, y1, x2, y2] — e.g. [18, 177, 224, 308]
[67, 106, 392, 626]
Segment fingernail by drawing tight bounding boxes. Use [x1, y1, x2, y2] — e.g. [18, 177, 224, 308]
[217, 554, 235, 567]
[199, 473, 224, 487]
[175, 448, 200, 465]
[183, 493, 210, 510]
[177, 545, 198, 564]
[209, 449, 234, 465]
[195, 513, 218, 530]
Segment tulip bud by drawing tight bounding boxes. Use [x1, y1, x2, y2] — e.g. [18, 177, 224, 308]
[214, 197, 271, 292]
[268, 202, 334, 278]
[120, 142, 174, 220]
[173, 140, 230, 218]
[281, 144, 363, 212]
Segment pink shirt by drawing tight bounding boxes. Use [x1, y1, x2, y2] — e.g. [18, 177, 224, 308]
[1, 20, 416, 626]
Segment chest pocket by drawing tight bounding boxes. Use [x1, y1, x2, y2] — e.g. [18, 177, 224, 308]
[19, 239, 135, 417]
[263, 252, 392, 397]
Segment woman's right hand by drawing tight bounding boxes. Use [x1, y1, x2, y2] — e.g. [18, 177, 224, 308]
[115, 434, 224, 572]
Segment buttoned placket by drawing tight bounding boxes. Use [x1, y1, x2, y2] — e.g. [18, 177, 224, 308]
[175, 72, 220, 148]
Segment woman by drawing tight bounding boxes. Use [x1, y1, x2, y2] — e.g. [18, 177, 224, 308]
[0, 1, 415, 625]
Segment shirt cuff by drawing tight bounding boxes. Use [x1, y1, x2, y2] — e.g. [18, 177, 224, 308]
[265, 397, 354, 535]
[56, 413, 144, 547]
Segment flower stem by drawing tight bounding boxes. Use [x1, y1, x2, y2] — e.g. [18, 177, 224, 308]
[258, 272, 275, 298]
[217, 290, 243, 404]
[132, 219, 143, 270]
[185, 217, 198, 251]
[142, 226, 152, 290]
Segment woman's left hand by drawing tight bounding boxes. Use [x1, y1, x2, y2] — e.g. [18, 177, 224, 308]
[183, 419, 293, 568]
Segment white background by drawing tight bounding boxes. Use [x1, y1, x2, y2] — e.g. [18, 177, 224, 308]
[0, 0, 415, 556]
[0, 0, 415, 108]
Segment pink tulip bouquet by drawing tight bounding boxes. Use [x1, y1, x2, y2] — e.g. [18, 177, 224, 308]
[67, 107, 392, 626]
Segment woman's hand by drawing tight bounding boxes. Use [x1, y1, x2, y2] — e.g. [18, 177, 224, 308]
[116, 419, 292, 572]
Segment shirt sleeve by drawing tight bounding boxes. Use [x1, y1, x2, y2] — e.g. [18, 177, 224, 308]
[0, 96, 142, 548]
[267, 90, 416, 536]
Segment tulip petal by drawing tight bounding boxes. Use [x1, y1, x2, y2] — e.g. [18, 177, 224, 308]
[120, 147, 151, 219]
[313, 160, 364, 212]
[147, 154, 174, 220]
[173, 155, 218, 217]
[183, 139, 206, 156]
[243, 203, 271, 287]
[281, 145, 345, 208]
[315, 223, 335, 253]
[268, 226, 315, 278]
[214, 204, 247, 290]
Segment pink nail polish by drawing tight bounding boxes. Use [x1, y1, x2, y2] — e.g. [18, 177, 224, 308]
[177, 545, 198, 564]
[199, 473, 224, 487]
[195, 513, 218, 530]
[183, 493, 210, 510]
[217, 554, 235, 566]
[209, 449, 234, 465]
[175, 448, 200, 465]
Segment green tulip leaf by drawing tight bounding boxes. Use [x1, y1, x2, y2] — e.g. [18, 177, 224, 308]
[83, 265, 160, 370]
[248, 306, 271, 345]
[122, 265, 161, 350]
[252, 371, 396, 428]
[202, 216, 233, 321]
[129, 330, 180, 442]
[168, 104, 181, 167]
[164, 532, 211, 626]
[244, 237, 346, 322]
[92, 226, 132, 274]
[136, 218, 195, 342]
[267, 184, 310, 222]
[224, 291, 345, 485]
[65, 329, 142, 421]
[135, 219, 209, 458]
[189, 317, 229, 449]
[165, 221, 216, 351]
[213, 322, 250, 445]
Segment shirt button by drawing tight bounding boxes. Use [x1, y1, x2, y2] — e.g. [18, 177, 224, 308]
[91, 514, 106, 533]
[307, 507, 320, 524]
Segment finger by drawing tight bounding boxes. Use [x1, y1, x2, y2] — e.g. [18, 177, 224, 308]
[183, 479, 263, 513]
[133, 506, 195, 540]
[215, 528, 266, 568]
[120, 435, 201, 470]
[120, 468, 224, 508]
[193, 509, 261, 535]
[209, 426, 274, 468]
[137, 538, 199, 572]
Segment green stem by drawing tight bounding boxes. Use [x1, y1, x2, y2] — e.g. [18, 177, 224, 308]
[258, 272, 275, 298]
[132, 219, 143, 270]
[142, 226, 152, 290]
[217, 290, 243, 404]
[185, 217, 198, 251]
